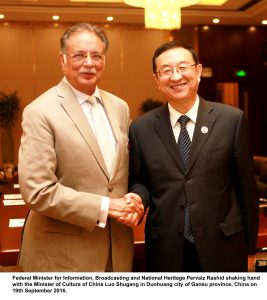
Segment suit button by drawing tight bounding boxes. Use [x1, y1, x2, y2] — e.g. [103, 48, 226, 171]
[108, 186, 113, 192]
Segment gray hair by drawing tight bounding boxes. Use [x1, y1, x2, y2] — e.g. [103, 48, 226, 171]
[60, 22, 109, 53]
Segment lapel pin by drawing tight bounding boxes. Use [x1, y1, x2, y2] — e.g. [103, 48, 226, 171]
[201, 126, 208, 134]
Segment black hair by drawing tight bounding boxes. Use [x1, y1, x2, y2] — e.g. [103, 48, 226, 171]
[152, 41, 199, 74]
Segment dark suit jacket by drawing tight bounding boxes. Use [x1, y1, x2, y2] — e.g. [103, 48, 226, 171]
[129, 97, 259, 272]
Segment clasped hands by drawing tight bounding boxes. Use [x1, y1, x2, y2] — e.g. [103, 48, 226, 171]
[109, 193, 144, 228]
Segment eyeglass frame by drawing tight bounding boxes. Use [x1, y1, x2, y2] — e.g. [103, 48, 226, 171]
[156, 63, 198, 78]
[64, 51, 105, 64]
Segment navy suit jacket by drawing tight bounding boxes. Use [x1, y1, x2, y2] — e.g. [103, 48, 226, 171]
[129, 97, 259, 272]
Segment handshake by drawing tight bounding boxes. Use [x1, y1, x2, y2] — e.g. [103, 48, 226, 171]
[108, 193, 144, 228]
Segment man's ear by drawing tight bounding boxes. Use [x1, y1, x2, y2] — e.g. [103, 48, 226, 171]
[196, 64, 202, 84]
[60, 53, 67, 65]
[153, 73, 160, 89]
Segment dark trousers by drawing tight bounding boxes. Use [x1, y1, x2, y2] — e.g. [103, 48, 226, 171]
[182, 238, 203, 272]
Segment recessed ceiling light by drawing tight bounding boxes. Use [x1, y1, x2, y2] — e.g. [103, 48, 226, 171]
[53, 15, 60, 21]
[213, 18, 220, 24]
[0, 14, 5, 19]
[248, 26, 256, 32]
[106, 16, 114, 22]
[262, 20, 267, 25]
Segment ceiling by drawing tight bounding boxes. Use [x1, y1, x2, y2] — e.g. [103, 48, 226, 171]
[0, 0, 266, 27]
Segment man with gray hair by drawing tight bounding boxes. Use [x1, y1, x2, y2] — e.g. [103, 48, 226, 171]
[18, 23, 143, 272]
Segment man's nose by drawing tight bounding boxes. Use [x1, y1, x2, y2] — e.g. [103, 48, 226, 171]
[83, 54, 94, 65]
[170, 68, 183, 79]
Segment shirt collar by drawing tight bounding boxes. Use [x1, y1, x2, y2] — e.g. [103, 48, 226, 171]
[168, 96, 199, 129]
[63, 77, 102, 105]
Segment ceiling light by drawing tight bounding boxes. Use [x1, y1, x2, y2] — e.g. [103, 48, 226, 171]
[248, 26, 256, 32]
[106, 16, 114, 21]
[0, 14, 5, 19]
[202, 25, 210, 31]
[213, 18, 220, 24]
[145, 1, 181, 30]
[123, 0, 144, 7]
[198, 0, 228, 4]
[123, 0, 228, 4]
[180, 0, 199, 5]
[53, 15, 60, 21]
[262, 20, 267, 25]
[123, 0, 227, 30]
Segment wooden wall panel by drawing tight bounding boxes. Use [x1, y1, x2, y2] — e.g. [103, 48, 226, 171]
[197, 25, 267, 155]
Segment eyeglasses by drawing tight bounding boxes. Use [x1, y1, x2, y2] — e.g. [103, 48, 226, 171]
[65, 52, 105, 64]
[157, 63, 197, 78]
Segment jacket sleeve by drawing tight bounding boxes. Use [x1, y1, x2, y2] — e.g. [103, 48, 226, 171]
[233, 111, 259, 254]
[18, 102, 102, 232]
[128, 124, 150, 211]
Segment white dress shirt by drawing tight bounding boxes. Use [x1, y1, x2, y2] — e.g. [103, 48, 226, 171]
[168, 96, 200, 142]
[63, 78, 115, 228]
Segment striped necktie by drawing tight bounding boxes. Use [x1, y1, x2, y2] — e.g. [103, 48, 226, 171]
[177, 115, 194, 243]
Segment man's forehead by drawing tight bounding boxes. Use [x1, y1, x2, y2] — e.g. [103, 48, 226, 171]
[157, 48, 192, 63]
[66, 32, 104, 49]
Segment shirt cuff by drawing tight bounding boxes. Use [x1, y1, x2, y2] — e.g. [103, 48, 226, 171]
[97, 197, 110, 228]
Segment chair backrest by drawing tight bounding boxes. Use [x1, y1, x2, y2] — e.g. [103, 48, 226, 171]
[0, 169, 7, 185]
[254, 156, 267, 199]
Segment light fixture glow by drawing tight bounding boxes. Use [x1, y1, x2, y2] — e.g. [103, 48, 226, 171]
[106, 16, 114, 21]
[213, 18, 220, 24]
[123, 0, 227, 30]
[248, 26, 256, 32]
[262, 20, 267, 25]
[52, 15, 60, 21]
[124, 0, 228, 7]
[123, 0, 144, 7]
[180, 0, 199, 6]
[198, 0, 228, 4]
[235, 70, 247, 77]
[0, 14, 5, 19]
[145, 1, 181, 30]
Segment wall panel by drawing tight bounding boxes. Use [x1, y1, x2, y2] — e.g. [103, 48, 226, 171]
[0, 21, 196, 167]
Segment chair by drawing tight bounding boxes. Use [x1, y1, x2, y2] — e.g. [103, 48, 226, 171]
[256, 212, 267, 271]
[254, 156, 267, 200]
[254, 156, 267, 271]
[0, 169, 7, 185]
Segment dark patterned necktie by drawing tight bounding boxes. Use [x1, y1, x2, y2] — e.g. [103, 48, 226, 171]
[177, 115, 194, 243]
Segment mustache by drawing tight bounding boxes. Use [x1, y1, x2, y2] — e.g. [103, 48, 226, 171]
[79, 69, 97, 75]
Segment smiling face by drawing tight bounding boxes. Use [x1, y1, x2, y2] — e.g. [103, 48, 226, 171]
[154, 47, 202, 111]
[60, 30, 106, 95]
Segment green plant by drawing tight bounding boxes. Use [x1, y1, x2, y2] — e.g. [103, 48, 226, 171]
[0, 91, 20, 128]
[139, 97, 163, 114]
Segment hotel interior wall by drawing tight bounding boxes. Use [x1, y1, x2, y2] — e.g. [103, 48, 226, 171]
[0, 22, 266, 166]
[0, 22, 194, 166]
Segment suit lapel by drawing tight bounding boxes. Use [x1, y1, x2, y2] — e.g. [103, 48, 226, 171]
[56, 81, 109, 179]
[153, 105, 185, 173]
[187, 98, 216, 173]
[153, 99, 216, 174]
